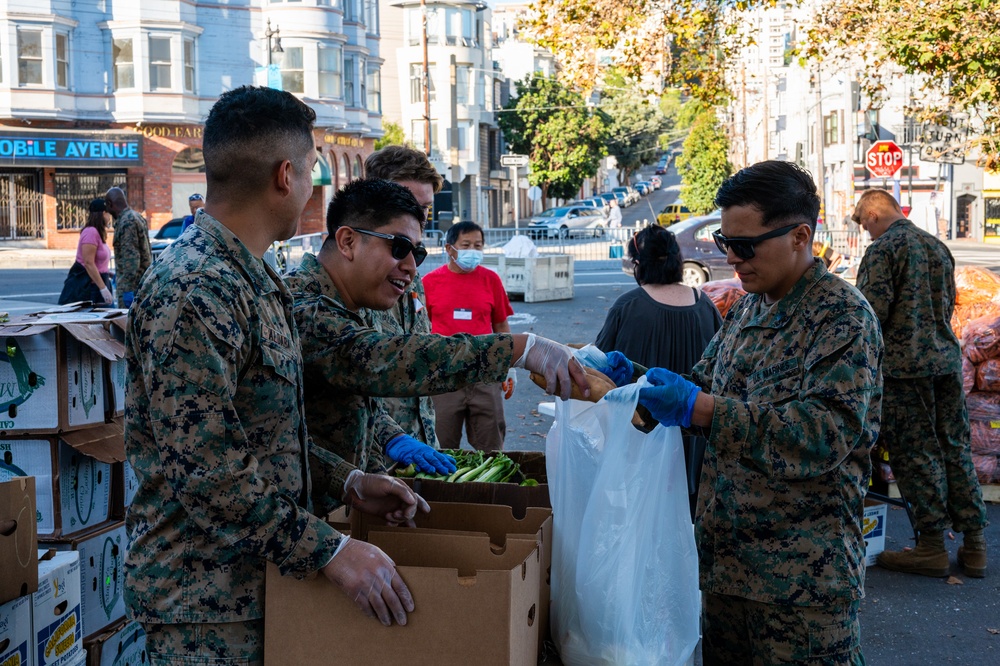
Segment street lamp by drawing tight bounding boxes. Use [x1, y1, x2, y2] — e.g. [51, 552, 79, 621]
[265, 19, 283, 66]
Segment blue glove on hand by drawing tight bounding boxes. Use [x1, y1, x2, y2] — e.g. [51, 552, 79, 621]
[602, 351, 635, 387]
[385, 435, 457, 475]
[638, 368, 700, 428]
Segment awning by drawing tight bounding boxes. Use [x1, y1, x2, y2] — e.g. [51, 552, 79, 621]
[312, 154, 332, 186]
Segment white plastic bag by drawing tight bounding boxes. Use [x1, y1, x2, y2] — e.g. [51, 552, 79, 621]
[546, 381, 700, 666]
[502, 234, 539, 258]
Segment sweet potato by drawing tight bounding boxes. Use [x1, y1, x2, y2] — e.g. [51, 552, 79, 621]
[529, 366, 617, 402]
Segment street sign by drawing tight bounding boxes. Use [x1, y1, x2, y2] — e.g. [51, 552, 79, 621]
[527, 185, 542, 201]
[500, 153, 529, 168]
[919, 114, 969, 165]
[865, 140, 903, 178]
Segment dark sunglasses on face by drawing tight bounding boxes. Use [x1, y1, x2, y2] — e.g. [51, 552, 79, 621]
[712, 223, 803, 260]
[349, 227, 428, 266]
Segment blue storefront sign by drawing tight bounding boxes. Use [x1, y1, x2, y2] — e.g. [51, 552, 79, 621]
[0, 130, 142, 168]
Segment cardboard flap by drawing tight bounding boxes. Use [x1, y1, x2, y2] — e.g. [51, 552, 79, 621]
[60, 420, 125, 463]
[0, 476, 39, 604]
[353, 501, 552, 545]
[108, 315, 128, 333]
[59, 322, 126, 361]
[0, 322, 57, 337]
[367, 529, 538, 575]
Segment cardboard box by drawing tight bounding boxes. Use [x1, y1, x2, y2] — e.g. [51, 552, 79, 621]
[402, 451, 550, 515]
[110, 461, 138, 522]
[863, 501, 888, 566]
[265, 530, 541, 666]
[0, 594, 33, 666]
[0, 317, 124, 435]
[33, 549, 84, 666]
[84, 619, 147, 666]
[103, 318, 127, 420]
[1, 422, 124, 539]
[52, 521, 126, 640]
[1, 476, 39, 605]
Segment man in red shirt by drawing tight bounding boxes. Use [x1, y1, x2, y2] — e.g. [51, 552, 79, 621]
[424, 221, 515, 450]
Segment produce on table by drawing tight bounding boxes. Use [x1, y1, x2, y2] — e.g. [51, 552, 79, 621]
[394, 449, 540, 486]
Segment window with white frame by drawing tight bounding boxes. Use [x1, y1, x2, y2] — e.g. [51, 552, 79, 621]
[148, 36, 172, 90]
[364, 0, 378, 33]
[113, 38, 134, 89]
[409, 63, 435, 103]
[477, 71, 486, 107]
[411, 120, 437, 154]
[17, 30, 43, 85]
[344, 56, 355, 106]
[56, 33, 70, 88]
[366, 67, 380, 113]
[445, 8, 474, 46]
[319, 45, 342, 98]
[456, 65, 470, 104]
[359, 58, 367, 110]
[183, 39, 196, 92]
[448, 121, 472, 159]
[278, 47, 304, 93]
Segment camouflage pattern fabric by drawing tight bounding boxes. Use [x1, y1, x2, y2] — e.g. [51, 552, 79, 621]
[689, 260, 883, 607]
[857, 219, 986, 533]
[124, 213, 353, 626]
[113, 207, 152, 307]
[702, 593, 864, 665]
[379, 274, 441, 448]
[855, 218, 961, 378]
[284, 253, 513, 471]
[144, 619, 264, 666]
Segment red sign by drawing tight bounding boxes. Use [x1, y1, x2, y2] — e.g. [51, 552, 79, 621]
[865, 140, 904, 178]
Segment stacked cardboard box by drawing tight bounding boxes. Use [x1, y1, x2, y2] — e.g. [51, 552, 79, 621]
[0, 309, 144, 664]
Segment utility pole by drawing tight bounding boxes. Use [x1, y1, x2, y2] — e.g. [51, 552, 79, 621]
[740, 62, 748, 167]
[450, 54, 460, 221]
[815, 64, 826, 216]
[420, 0, 431, 156]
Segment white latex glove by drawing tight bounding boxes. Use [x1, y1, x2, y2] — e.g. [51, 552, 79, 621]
[343, 470, 430, 527]
[514, 333, 590, 400]
[99, 287, 113, 304]
[321, 538, 413, 626]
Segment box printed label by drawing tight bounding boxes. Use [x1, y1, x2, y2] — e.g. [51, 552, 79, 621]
[0, 440, 55, 532]
[65, 338, 103, 427]
[1, 333, 57, 430]
[0, 595, 32, 666]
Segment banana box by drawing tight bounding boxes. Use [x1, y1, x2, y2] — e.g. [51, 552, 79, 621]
[83, 619, 146, 666]
[863, 501, 888, 566]
[51, 522, 125, 640]
[0, 594, 32, 666]
[33, 550, 83, 666]
[102, 318, 126, 421]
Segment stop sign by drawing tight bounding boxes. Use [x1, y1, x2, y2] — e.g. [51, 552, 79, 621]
[866, 140, 904, 178]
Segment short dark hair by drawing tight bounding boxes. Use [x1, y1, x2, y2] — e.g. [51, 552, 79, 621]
[325, 178, 425, 236]
[203, 86, 316, 200]
[365, 146, 444, 193]
[445, 221, 484, 246]
[628, 224, 683, 285]
[715, 160, 820, 230]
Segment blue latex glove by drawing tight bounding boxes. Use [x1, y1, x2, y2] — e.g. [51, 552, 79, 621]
[385, 435, 457, 475]
[601, 351, 635, 387]
[122, 291, 135, 308]
[638, 368, 700, 427]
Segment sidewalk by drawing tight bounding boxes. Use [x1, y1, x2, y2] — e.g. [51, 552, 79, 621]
[0, 247, 76, 269]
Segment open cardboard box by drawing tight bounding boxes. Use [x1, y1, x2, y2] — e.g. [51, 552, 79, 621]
[52, 520, 126, 640]
[0, 476, 38, 604]
[265, 529, 541, 666]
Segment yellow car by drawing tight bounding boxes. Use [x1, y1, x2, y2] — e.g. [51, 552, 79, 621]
[657, 203, 693, 226]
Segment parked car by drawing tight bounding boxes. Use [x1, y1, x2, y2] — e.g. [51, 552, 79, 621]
[571, 197, 611, 217]
[650, 176, 662, 189]
[634, 182, 653, 196]
[622, 213, 731, 286]
[599, 191, 628, 208]
[613, 186, 638, 206]
[527, 205, 607, 239]
[149, 217, 186, 259]
[655, 161, 668, 175]
[657, 202, 694, 226]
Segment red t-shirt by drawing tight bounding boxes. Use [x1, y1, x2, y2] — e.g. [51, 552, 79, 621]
[423, 265, 514, 336]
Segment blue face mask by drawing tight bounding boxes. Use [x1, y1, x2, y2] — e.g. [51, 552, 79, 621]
[454, 249, 483, 271]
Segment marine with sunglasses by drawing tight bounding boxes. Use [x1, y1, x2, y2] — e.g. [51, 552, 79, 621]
[589, 161, 883, 664]
[285, 178, 590, 477]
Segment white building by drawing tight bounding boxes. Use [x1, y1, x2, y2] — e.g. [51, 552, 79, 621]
[379, 0, 504, 227]
[0, 0, 383, 247]
[727, 1, 986, 240]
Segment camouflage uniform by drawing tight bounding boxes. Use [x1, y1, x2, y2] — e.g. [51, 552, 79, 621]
[379, 274, 441, 448]
[124, 213, 354, 657]
[856, 218, 987, 534]
[689, 260, 882, 663]
[284, 253, 513, 471]
[113, 207, 152, 307]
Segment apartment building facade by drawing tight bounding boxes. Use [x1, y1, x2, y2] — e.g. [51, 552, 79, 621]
[0, 0, 383, 249]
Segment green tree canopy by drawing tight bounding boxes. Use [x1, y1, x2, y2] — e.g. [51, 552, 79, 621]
[375, 120, 406, 151]
[676, 110, 732, 214]
[602, 78, 669, 185]
[497, 75, 609, 201]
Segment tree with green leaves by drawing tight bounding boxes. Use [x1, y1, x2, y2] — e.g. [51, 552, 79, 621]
[497, 74, 609, 201]
[602, 76, 669, 185]
[375, 120, 406, 151]
[676, 110, 731, 214]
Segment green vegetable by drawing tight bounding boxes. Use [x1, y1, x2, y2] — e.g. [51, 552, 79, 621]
[520, 479, 539, 487]
[394, 463, 418, 478]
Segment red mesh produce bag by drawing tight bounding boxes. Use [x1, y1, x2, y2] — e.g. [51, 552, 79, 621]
[971, 454, 998, 484]
[967, 391, 1000, 421]
[952, 302, 1000, 339]
[702, 278, 746, 318]
[963, 313, 1000, 363]
[970, 420, 1000, 456]
[976, 359, 1000, 392]
[954, 266, 1000, 306]
[963, 356, 976, 394]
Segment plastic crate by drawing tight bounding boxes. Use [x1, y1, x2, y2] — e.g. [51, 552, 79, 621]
[482, 254, 574, 302]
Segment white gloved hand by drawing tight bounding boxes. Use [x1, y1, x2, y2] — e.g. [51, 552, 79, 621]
[99, 287, 113, 304]
[321, 538, 413, 626]
[343, 470, 430, 527]
[515, 334, 589, 400]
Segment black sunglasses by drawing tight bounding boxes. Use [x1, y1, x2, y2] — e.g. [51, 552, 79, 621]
[712, 223, 803, 260]
[350, 227, 428, 266]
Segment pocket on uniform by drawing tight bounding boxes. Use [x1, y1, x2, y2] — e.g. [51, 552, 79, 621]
[747, 358, 801, 402]
[260, 340, 297, 385]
